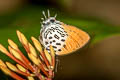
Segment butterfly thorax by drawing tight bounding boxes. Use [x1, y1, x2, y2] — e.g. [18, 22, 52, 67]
[40, 17, 68, 53]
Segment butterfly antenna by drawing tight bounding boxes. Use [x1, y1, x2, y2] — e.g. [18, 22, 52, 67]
[47, 9, 50, 18]
[54, 14, 57, 18]
[42, 11, 47, 19]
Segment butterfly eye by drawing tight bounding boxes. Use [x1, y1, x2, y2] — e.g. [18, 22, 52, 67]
[42, 22, 45, 25]
[50, 19, 55, 23]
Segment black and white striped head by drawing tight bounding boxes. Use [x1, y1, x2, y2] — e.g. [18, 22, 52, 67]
[41, 10, 60, 27]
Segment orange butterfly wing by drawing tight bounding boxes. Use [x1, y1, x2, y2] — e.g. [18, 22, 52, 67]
[56, 23, 90, 55]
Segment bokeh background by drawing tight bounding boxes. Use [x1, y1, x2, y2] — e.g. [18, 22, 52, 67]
[0, 0, 120, 80]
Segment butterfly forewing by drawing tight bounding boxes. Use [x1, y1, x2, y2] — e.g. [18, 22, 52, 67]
[40, 23, 68, 53]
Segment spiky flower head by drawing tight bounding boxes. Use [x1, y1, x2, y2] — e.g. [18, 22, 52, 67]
[0, 30, 55, 80]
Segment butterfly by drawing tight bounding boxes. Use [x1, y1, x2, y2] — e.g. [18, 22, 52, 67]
[39, 10, 90, 56]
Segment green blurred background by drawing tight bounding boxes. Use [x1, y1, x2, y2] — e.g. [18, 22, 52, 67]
[0, 0, 120, 80]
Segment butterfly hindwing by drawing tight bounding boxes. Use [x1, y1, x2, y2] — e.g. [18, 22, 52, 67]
[56, 24, 90, 55]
